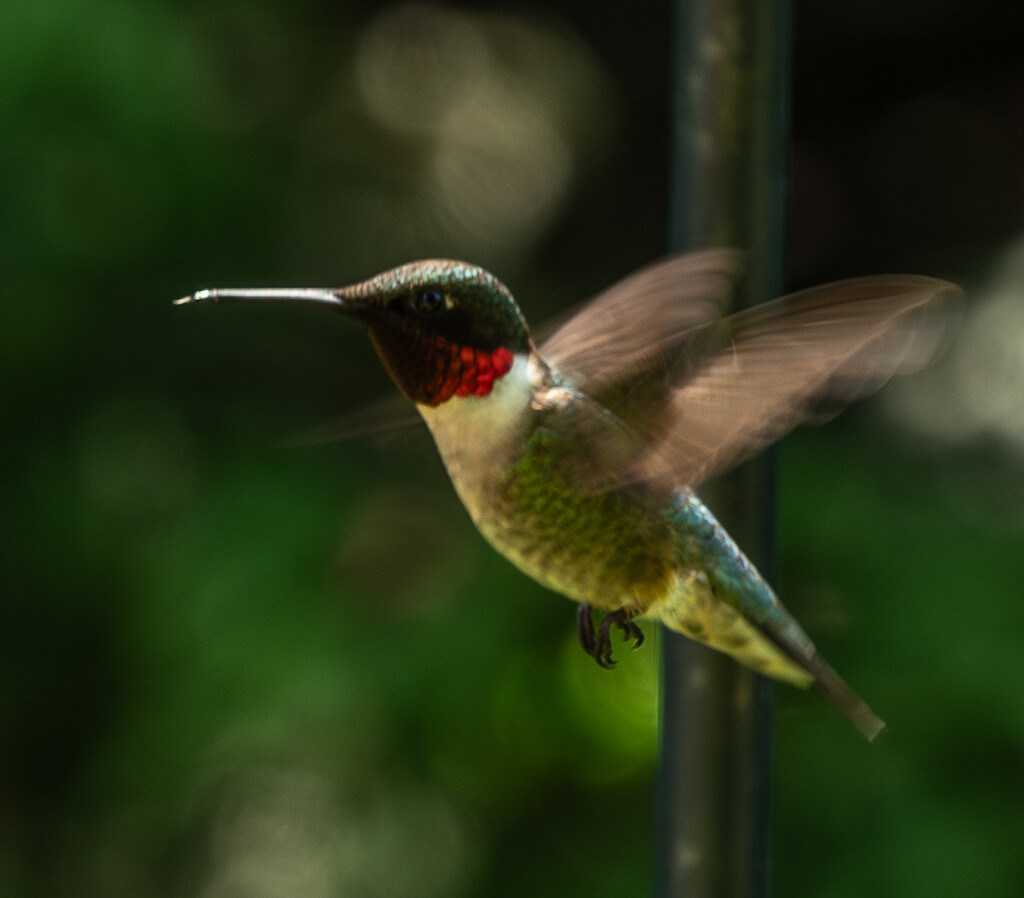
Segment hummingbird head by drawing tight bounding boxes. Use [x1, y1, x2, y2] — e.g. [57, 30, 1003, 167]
[340, 260, 533, 406]
[178, 260, 533, 406]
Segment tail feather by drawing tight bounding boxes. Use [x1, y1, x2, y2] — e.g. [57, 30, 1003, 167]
[755, 610, 886, 741]
[657, 586, 886, 739]
[653, 499, 885, 739]
[802, 650, 886, 741]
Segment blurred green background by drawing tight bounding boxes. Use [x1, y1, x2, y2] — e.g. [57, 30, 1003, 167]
[3, 0, 1023, 895]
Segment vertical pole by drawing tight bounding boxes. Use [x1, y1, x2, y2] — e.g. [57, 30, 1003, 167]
[657, 2, 791, 897]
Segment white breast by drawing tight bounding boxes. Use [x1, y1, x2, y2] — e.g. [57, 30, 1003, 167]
[415, 352, 539, 522]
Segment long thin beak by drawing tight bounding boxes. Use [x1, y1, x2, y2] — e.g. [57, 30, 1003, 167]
[174, 287, 347, 309]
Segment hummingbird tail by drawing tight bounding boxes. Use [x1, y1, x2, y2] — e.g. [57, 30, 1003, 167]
[801, 651, 886, 741]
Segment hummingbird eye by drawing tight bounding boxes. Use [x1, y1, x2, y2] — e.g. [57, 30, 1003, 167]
[411, 288, 447, 316]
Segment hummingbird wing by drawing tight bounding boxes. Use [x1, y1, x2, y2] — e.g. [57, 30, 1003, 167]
[635, 274, 959, 489]
[284, 393, 423, 446]
[540, 263, 960, 493]
[540, 248, 739, 388]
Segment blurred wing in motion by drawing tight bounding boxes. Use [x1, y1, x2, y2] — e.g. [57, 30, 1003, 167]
[540, 248, 740, 392]
[285, 392, 422, 447]
[639, 274, 960, 489]
[539, 259, 960, 493]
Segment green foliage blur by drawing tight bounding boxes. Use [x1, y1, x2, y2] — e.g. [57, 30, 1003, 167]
[3, 0, 1023, 896]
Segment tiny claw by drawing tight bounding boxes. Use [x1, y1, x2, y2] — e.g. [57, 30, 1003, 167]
[633, 627, 645, 649]
[577, 603, 597, 655]
[577, 607, 644, 669]
[624, 619, 645, 651]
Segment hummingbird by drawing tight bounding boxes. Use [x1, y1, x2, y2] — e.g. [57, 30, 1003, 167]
[176, 250, 959, 740]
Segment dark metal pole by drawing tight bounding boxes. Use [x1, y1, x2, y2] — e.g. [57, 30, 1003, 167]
[657, 2, 791, 896]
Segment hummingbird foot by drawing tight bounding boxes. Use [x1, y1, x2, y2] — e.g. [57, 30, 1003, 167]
[577, 604, 645, 669]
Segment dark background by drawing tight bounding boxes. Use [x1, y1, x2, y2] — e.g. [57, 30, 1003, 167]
[3, 0, 1023, 895]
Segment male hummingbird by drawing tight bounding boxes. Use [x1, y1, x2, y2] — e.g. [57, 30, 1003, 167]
[177, 250, 958, 740]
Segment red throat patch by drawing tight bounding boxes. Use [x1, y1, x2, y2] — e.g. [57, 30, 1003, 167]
[428, 342, 514, 404]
